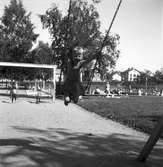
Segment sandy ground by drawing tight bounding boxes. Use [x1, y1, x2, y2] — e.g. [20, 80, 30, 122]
[0, 96, 163, 167]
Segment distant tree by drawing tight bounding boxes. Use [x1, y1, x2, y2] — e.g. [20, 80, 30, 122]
[154, 68, 163, 84]
[144, 70, 153, 77]
[31, 41, 53, 80]
[0, 0, 38, 62]
[133, 69, 157, 87]
[0, 0, 38, 80]
[33, 41, 52, 64]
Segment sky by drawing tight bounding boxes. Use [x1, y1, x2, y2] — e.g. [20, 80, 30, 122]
[0, 0, 162, 72]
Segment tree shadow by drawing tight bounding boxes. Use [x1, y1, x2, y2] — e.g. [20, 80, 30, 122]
[0, 127, 163, 167]
[27, 100, 51, 104]
[1, 100, 10, 103]
[138, 115, 161, 122]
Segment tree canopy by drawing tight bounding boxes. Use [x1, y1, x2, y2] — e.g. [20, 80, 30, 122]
[0, 0, 38, 80]
[29, 41, 53, 80]
[154, 68, 163, 84]
[0, 0, 38, 62]
[40, 0, 120, 79]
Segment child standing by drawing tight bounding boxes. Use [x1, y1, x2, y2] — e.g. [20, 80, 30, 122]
[9, 86, 16, 103]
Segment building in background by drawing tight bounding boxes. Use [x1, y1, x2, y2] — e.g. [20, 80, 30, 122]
[112, 72, 122, 82]
[121, 67, 141, 82]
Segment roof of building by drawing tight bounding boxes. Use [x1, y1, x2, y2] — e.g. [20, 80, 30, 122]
[121, 67, 142, 74]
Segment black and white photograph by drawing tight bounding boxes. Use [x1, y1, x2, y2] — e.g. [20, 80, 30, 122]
[0, 0, 163, 166]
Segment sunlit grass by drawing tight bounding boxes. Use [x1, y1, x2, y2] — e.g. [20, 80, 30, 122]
[78, 96, 163, 136]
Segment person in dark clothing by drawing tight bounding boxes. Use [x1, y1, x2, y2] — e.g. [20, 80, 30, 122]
[63, 48, 85, 106]
[35, 85, 41, 104]
[9, 86, 16, 103]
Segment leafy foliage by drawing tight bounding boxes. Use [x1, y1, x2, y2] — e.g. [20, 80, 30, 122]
[154, 68, 163, 84]
[0, 0, 38, 80]
[0, 0, 38, 62]
[40, 0, 120, 79]
[30, 41, 53, 80]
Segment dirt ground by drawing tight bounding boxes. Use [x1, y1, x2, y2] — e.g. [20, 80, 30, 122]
[0, 96, 163, 167]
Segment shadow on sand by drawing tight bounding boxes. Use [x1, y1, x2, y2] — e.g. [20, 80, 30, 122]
[1, 100, 11, 103]
[27, 100, 51, 104]
[0, 127, 163, 167]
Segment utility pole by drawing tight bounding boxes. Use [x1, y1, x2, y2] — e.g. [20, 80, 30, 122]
[145, 76, 148, 96]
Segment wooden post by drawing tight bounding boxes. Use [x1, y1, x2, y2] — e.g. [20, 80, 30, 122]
[137, 115, 163, 162]
[52, 67, 56, 103]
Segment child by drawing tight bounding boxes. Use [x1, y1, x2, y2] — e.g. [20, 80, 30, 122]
[9, 86, 16, 103]
[63, 58, 84, 106]
[35, 85, 41, 103]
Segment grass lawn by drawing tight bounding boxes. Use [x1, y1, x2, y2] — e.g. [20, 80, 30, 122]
[78, 96, 163, 137]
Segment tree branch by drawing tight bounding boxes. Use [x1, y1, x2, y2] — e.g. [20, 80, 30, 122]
[77, 0, 123, 69]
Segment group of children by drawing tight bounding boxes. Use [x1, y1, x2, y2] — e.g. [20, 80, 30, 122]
[8, 83, 41, 104]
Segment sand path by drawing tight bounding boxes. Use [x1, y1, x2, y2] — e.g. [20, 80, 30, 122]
[0, 96, 163, 167]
